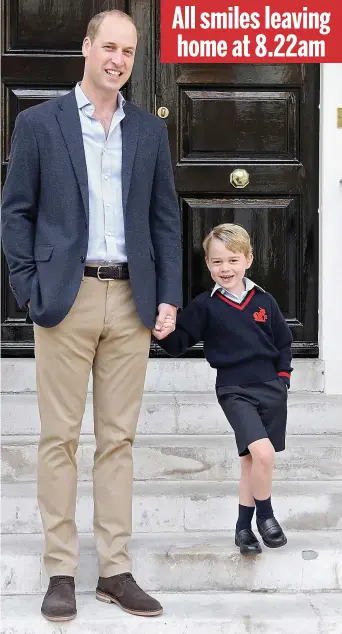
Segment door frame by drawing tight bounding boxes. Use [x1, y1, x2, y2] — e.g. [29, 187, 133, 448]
[319, 63, 342, 394]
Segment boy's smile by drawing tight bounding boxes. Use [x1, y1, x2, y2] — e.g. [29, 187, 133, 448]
[206, 237, 253, 296]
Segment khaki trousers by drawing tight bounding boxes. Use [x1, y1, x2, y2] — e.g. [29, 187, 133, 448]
[34, 276, 151, 577]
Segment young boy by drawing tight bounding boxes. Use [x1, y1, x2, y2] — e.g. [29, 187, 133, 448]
[155, 223, 292, 555]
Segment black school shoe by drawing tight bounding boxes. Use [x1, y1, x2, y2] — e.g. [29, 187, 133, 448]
[235, 528, 262, 555]
[257, 517, 287, 548]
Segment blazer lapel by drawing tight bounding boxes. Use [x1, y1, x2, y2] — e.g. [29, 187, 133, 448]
[56, 89, 89, 219]
[121, 103, 140, 215]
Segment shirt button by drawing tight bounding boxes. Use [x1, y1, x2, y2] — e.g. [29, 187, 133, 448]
[80, 256, 85, 263]
[104, 175, 108, 180]
[106, 204, 110, 208]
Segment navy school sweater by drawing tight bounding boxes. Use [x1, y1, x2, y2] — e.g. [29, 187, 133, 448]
[158, 286, 293, 388]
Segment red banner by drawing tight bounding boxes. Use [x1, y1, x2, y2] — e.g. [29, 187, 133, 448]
[161, 1, 342, 63]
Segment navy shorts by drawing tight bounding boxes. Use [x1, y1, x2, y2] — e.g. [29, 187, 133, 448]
[216, 378, 288, 457]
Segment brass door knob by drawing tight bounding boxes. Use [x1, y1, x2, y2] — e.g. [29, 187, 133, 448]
[157, 106, 169, 119]
[230, 168, 249, 188]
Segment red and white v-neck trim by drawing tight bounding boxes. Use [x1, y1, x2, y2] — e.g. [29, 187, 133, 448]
[216, 287, 256, 310]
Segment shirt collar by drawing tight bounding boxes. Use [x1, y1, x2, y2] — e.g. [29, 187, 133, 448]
[211, 277, 264, 297]
[75, 82, 126, 113]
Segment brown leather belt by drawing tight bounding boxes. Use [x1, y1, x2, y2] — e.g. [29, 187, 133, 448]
[84, 263, 129, 281]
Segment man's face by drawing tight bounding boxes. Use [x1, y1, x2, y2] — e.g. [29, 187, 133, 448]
[82, 15, 137, 94]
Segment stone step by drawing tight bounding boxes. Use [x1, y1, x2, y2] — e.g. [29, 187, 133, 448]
[2, 434, 341, 484]
[2, 391, 342, 437]
[2, 480, 342, 535]
[2, 593, 341, 634]
[1, 358, 324, 394]
[2, 532, 342, 595]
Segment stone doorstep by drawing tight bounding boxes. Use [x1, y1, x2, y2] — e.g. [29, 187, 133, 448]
[1, 358, 325, 394]
[2, 392, 342, 437]
[2, 434, 342, 483]
[1, 531, 342, 595]
[1, 593, 342, 634]
[2, 481, 342, 534]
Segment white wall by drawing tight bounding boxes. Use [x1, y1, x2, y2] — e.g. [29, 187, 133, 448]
[320, 64, 342, 394]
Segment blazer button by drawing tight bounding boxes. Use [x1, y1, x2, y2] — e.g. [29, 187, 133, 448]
[80, 256, 85, 263]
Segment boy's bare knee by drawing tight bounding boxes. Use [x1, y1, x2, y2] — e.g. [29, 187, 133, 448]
[249, 438, 275, 470]
[240, 454, 252, 473]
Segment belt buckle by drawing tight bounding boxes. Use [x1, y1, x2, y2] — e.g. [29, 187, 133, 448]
[97, 265, 113, 281]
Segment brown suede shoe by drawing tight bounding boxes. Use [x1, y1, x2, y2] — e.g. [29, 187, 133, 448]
[96, 573, 163, 616]
[41, 576, 76, 621]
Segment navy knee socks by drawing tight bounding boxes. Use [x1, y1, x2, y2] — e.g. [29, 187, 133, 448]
[236, 504, 255, 533]
[254, 496, 274, 523]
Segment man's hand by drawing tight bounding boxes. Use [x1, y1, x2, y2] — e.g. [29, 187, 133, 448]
[152, 303, 177, 340]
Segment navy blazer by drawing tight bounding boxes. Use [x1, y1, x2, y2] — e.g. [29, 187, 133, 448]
[1, 89, 182, 328]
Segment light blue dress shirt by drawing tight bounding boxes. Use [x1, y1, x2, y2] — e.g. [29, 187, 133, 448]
[75, 83, 127, 263]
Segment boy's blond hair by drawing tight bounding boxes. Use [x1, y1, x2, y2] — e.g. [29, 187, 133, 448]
[203, 223, 252, 258]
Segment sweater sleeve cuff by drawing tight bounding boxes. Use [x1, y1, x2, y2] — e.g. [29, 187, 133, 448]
[278, 371, 291, 388]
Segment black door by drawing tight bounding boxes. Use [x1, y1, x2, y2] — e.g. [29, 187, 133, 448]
[1, 1, 319, 358]
[1, 0, 154, 356]
[155, 53, 320, 357]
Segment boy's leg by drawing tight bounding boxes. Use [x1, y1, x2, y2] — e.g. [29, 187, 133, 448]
[248, 437, 275, 503]
[239, 454, 254, 507]
[250, 378, 288, 547]
[248, 438, 287, 548]
[217, 384, 286, 550]
[237, 455, 255, 531]
[216, 388, 265, 553]
[235, 454, 261, 554]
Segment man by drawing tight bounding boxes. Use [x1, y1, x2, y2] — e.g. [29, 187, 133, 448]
[2, 9, 181, 622]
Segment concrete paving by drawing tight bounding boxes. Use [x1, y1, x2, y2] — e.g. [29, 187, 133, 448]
[1, 531, 342, 595]
[2, 480, 342, 534]
[2, 433, 342, 483]
[2, 593, 342, 634]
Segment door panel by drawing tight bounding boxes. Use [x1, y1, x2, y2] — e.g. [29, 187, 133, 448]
[184, 196, 299, 317]
[6, 0, 126, 51]
[181, 90, 298, 161]
[156, 51, 319, 356]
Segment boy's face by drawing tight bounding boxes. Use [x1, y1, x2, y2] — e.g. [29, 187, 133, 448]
[206, 237, 253, 295]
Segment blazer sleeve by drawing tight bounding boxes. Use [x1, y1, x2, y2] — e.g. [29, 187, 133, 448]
[156, 294, 206, 356]
[1, 112, 39, 308]
[149, 123, 182, 308]
[270, 295, 293, 387]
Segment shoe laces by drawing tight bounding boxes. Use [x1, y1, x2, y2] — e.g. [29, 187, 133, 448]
[51, 575, 74, 585]
[118, 572, 135, 582]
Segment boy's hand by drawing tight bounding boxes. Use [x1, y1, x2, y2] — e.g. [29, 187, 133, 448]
[152, 303, 176, 340]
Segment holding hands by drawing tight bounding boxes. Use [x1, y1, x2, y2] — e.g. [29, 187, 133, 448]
[152, 303, 177, 340]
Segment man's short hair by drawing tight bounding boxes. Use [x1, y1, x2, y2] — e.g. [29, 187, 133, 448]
[86, 10, 136, 42]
